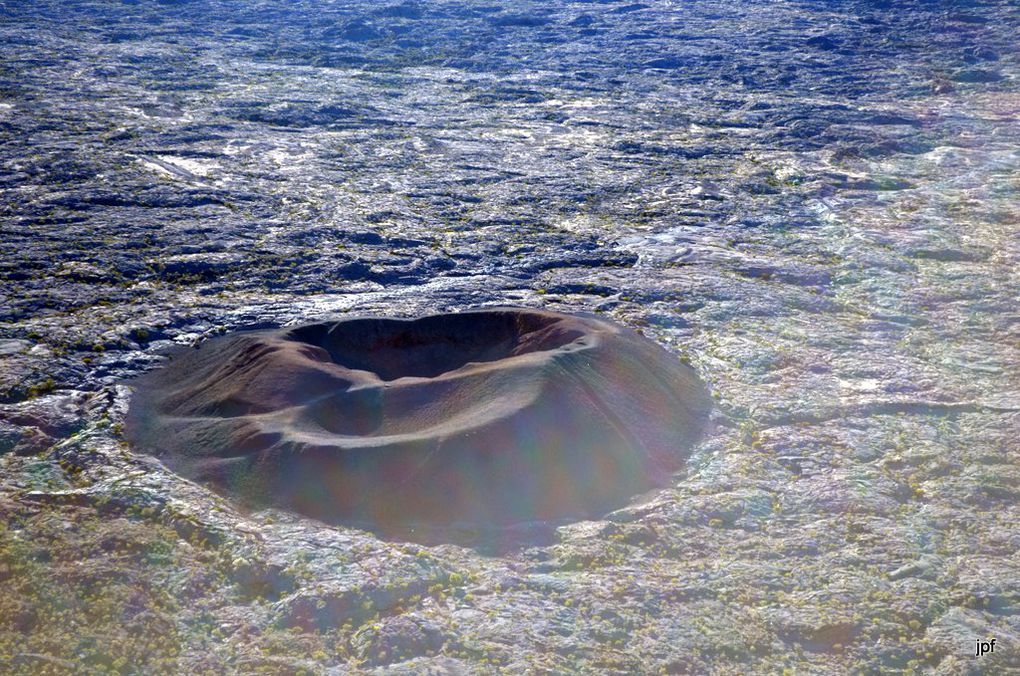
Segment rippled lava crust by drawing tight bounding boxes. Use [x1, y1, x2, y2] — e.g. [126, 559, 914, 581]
[125, 308, 711, 531]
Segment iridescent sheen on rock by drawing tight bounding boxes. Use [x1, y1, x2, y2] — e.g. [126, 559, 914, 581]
[125, 308, 711, 532]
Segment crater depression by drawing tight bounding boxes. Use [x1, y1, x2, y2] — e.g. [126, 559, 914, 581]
[125, 308, 711, 535]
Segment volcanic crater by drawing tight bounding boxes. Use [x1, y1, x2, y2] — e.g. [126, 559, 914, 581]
[125, 308, 712, 539]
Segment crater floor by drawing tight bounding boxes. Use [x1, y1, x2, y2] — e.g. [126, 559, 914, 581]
[1, 0, 1018, 672]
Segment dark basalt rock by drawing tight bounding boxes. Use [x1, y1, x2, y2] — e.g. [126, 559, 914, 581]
[125, 308, 710, 535]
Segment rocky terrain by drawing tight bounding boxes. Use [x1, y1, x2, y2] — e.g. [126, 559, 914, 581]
[1, 0, 1019, 672]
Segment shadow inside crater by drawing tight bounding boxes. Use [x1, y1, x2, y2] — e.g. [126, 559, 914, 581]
[287, 311, 585, 381]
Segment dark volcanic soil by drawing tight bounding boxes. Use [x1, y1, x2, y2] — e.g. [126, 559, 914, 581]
[1, 0, 1019, 672]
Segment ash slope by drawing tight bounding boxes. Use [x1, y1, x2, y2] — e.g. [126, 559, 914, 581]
[1, 0, 1019, 673]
